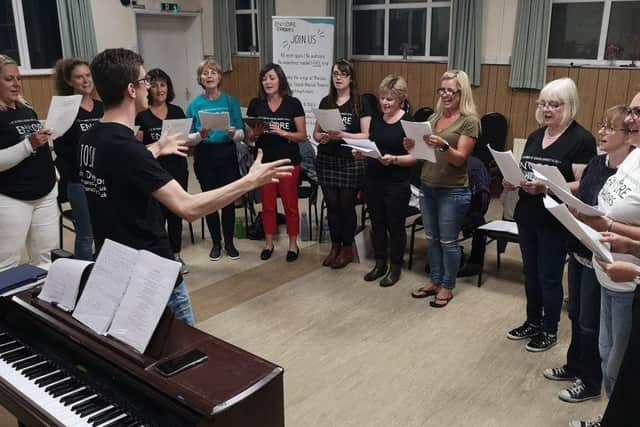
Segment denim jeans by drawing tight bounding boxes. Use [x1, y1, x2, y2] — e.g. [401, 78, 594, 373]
[599, 287, 634, 397]
[67, 182, 94, 261]
[565, 256, 602, 394]
[420, 185, 471, 289]
[167, 281, 195, 326]
[517, 222, 568, 335]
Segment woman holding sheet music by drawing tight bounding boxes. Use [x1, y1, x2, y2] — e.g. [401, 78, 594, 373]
[406, 70, 479, 308]
[313, 59, 372, 269]
[503, 78, 596, 352]
[353, 75, 415, 287]
[0, 55, 57, 272]
[186, 59, 244, 262]
[53, 58, 104, 261]
[135, 68, 189, 273]
[246, 63, 307, 262]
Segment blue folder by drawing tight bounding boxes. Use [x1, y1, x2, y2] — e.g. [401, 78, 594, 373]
[0, 265, 47, 295]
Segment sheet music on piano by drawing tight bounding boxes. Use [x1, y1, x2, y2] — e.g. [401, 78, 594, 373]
[37, 258, 93, 311]
[71, 239, 180, 353]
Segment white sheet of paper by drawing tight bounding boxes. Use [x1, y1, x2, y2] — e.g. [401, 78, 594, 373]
[107, 251, 179, 353]
[73, 239, 139, 334]
[45, 95, 82, 139]
[38, 259, 93, 311]
[198, 111, 230, 130]
[161, 118, 193, 140]
[543, 197, 613, 263]
[313, 108, 344, 132]
[401, 120, 435, 162]
[478, 220, 519, 234]
[531, 164, 570, 193]
[489, 147, 526, 185]
[133, 125, 140, 135]
[534, 169, 605, 216]
[343, 138, 382, 159]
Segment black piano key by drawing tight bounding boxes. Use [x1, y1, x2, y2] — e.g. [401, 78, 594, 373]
[45, 378, 75, 393]
[35, 371, 67, 386]
[0, 334, 13, 345]
[50, 383, 82, 398]
[23, 363, 55, 379]
[100, 415, 133, 427]
[84, 404, 114, 422]
[90, 408, 123, 425]
[2, 348, 34, 363]
[60, 388, 92, 404]
[12, 354, 41, 369]
[71, 396, 102, 412]
[0, 341, 22, 354]
[77, 400, 108, 417]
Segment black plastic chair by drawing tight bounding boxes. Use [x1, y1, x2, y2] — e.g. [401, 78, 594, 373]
[297, 171, 319, 241]
[413, 107, 434, 122]
[361, 93, 379, 116]
[475, 112, 508, 188]
[54, 158, 75, 250]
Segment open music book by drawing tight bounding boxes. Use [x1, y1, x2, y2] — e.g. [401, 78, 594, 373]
[38, 239, 180, 353]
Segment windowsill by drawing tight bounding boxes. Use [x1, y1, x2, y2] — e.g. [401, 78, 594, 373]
[351, 56, 448, 63]
[19, 68, 54, 76]
[235, 52, 260, 58]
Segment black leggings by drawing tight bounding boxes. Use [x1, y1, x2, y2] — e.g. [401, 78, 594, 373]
[161, 169, 188, 253]
[194, 142, 240, 246]
[322, 185, 359, 245]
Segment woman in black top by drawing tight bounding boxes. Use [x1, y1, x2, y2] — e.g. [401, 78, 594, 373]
[503, 77, 596, 352]
[0, 55, 57, 271]
[313, 59, 371, 269]
[354, 75, 416, 287]
[53, 58, 104, 261]
[135, 68, 189, 274]
[247, 63, 307, 262]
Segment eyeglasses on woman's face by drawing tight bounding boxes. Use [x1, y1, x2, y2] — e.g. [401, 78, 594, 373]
[437, 87, 458, 96]
[624, 106, 640, 118]
[536, 101, 564, 111]
[597, 121, 626, 134]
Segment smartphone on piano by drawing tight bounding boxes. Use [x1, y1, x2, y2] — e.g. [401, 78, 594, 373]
[153, 349, 208, 377]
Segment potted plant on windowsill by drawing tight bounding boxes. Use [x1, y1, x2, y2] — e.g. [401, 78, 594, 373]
[605, 43, 622, 66]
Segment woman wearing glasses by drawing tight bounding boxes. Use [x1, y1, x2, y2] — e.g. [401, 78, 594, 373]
[0, 55, 57, 271]
[53, 58, 104, 261]
[313, 59, 372, 269]
[503, 78, 596, 352]
[407, 70, 479, 308]
[543, 106, 631, 405]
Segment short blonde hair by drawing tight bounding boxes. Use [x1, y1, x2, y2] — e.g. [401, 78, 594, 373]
[432, 69, 478, 122]
[378, 74, 408, 101]
[0, 55, 29, 111]
[535, 77, 579, 127]
[197, 58, 223, 88]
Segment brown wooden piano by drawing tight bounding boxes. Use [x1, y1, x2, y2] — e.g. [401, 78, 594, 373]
[0, 290, 284, 427]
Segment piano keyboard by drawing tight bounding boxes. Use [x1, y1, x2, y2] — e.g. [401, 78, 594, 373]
[0, 330, 146, 427]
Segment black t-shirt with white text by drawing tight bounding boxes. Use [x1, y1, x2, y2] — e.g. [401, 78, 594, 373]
[247, 95, 305, 165]
[514, 121, 596, 228]
[366, 111, 412, 182]
[317, 95, 372, 159]
[54, 100, 103, 183]
[78, 122, 180, 283]
[0, 103, 55, 200]
[135, 104, 188, 179]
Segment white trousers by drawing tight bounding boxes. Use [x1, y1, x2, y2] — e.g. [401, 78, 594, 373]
[0, 186, 59, 271]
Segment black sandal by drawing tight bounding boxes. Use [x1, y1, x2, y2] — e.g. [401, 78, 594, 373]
[411, 285, 440, 299]
[429, 295, 453, 308]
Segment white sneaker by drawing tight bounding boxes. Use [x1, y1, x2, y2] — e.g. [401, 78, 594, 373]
[175, 255, 189, 275]
[569, 416, 601, 427]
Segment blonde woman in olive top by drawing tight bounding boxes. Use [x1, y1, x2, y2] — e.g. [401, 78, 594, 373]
[407, 70, 480, 308]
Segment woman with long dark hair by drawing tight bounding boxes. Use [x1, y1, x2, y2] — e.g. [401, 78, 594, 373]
[53, 58, 103, 261]
[135, 68, 189, 273]
[247, 63, 307, 262]
[313, 59, 371, 268]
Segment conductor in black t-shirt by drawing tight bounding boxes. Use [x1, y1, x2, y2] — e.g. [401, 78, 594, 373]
[79, 49, 292, 325]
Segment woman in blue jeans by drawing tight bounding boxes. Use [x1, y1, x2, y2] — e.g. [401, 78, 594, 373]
[504, 78, 596, 352]
[407, 70, 479, 308]
[53, 58, 104, 260]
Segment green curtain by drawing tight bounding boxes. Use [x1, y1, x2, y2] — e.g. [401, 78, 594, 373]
[212, 0, 236, 72]
[56, 0, 98, 59]
[257, 0, 275, 67]
[448, 0, 483, 86]
[509, 0, 552, 89]
[327, 0, 350, 60]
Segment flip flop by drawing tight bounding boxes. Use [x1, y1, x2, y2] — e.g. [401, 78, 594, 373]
[411, 286, 440, 299]
[429, 295, 453, 308]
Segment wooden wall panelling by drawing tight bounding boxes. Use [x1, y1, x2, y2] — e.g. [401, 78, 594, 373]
[576, 68, 600, 135]
[603, 68, 630, 111]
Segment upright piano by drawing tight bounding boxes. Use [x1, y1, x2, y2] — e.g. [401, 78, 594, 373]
[0, 290, 284, 427]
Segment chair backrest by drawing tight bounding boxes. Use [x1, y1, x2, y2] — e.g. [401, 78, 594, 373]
[361, 93, 379, 116]
[462, 156, 491, 235]
[474, 112, 508, 169]
[413, 107, 434, 122]
[54, 157, 69, 205]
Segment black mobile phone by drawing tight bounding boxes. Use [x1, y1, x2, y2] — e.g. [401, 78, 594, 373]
[154, 349, 208, 377]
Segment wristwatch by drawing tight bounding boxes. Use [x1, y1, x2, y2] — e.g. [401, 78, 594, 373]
[438, 142, 450, 152]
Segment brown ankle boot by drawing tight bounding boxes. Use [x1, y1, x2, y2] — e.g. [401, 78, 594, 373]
[323, 243, 341, 266]
[364, 260, 388, 281]
[331, 245, 354, 269]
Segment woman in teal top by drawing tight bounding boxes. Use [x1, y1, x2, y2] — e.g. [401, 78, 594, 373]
[186, 59, 244, 261]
